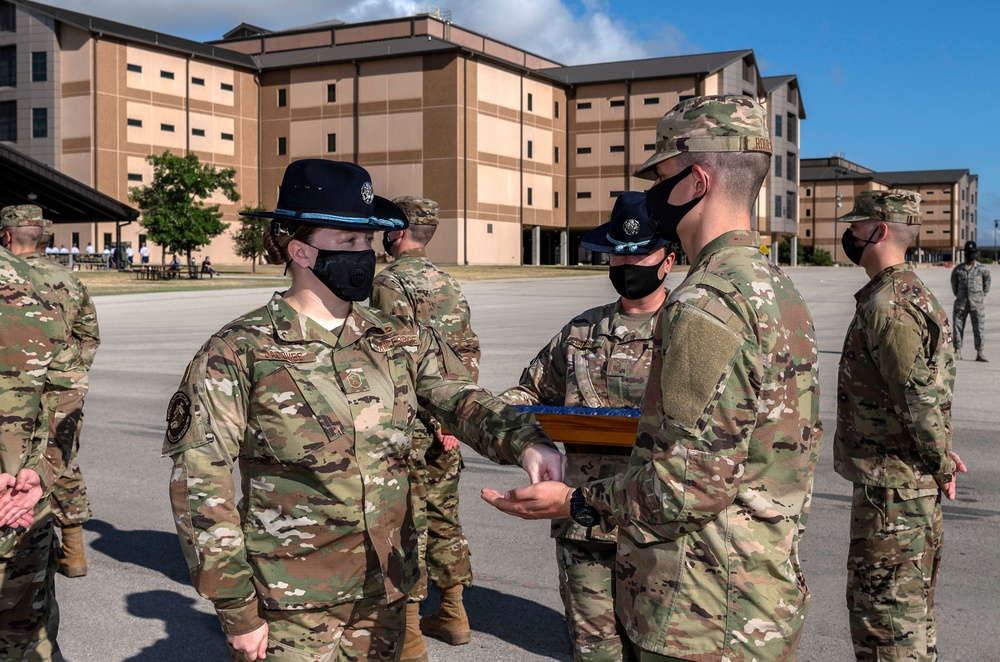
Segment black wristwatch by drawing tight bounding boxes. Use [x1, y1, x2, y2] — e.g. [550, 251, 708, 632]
[570, 487, 600, 527]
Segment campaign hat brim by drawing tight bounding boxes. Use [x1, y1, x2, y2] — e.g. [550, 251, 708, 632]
[239, 195, 409, 231]
[580, 221, 672, 254]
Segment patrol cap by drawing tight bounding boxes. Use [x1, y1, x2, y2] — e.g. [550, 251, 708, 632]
[0, 204, 46, 228]
[633, 94, 773, 181]
[41, 219, 54, 236]
[838, 189, 922, 225]
[240, 159, 408, 233]
[392, 196, 439, 226]
[580, 191, 672, 254]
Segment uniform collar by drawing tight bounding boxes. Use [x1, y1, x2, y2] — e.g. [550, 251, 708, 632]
[266, 292, 392, 348]
[855, 262, 912, 302]
[690, 230, 761, 271]
[395, 247, 427, 259]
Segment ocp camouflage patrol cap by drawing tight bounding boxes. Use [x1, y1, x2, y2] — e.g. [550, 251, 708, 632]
[392, 196, 439, 226]
[633, 94, 773, 180]
[42, 219, 54, 235]
[0, 204, 46, 228]
[838, 189, 922, 225]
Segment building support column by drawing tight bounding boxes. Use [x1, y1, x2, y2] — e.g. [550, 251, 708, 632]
[532, 226, 541, 266]
[560, 230, 568, 265]
[791, 235, 798, 267]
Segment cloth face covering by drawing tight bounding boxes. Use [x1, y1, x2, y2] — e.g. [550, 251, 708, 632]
[310, 247, 377, 301]
[645, 166, 704, 243]
[609, 260, 665, 300]
[841, 226, 879, 266]
[381, 231, 398, 256]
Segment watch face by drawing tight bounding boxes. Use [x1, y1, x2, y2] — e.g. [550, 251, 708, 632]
[571, 490, 600, 527]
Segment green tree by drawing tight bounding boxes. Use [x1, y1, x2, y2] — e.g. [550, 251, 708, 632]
[128, 151, 240, 270]
[232, 204, 269, 273]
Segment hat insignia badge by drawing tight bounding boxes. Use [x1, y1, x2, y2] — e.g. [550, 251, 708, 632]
[623, 219, 640, 236]
[361, 182, 374, 205]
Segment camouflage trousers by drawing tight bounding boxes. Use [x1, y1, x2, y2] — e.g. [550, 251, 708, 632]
[45, 388, 92, 528]
[847, 484, 943, 661]
[406, 431, 471, 602]
[621, 640, 688, 662]
[952, 298, 986, 351]
[231, 596, 406, 662]
[0, 507, 62, 662]
[556, 538, 626, 662]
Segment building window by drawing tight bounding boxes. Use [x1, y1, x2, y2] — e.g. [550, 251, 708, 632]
[526, 93, 533, 111]
[277, 88, 287, 107]
[610, 191, 623, 198]
[774, 114, 782, 137]
[31, 107, 47, 138]
[161, 123, 175, 132]
[576, 146, 591, 155]
[577, 102, 591, 110]
[554, 191, 559, 208]
[805, 209, 811, 217]
[103, 232, 112, 248]
[610, 99, 625, 108]
[805, 228, 811, 237]
[527, 140, 533, 159]
[787, 113, 797, 143]
[610, 145, 625, 153]
[127, 118, 142, 127]
[327, 133, 336, 153]
[191, 76, 205, 86]
[327, 83, 336, 103]
[221, 132, 234, 141]
[786, 192, 795, 221]
[679, 95, 694, 102]
[31, 51, 46, 82]
[774, 194, 782, 218]
[774, 155, 782, 177]
[0, 45, 15, 87]
[0, 100, 15, 141]
[192, 128, 205, 137]
[487, 223, 493, 234]
[786, 152, 796, 181]
[160, 70, 175, 80]
[554, 146, 559, 163]
[527, 187, 533, 206]
[577, 191, 591, 199]
[127, 173, 143, 182]
[644, 143, 655, 151]
[644, 97, 659, 105]
[742, 59, 754, 83]
[0, 2, 15, 32]
[126, 63, 142, 73]
[221, 82, 233, 92]
[806, 187, 811, 197]
[277, 137, 287, 156]
[554, 101, 559, 118]
[961, 189, 966, 200]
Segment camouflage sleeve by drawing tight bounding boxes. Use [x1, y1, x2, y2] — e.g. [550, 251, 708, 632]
[411, 326, 556, 465]
[162, 336, 263, 636]
[72, 284, 101, 369]
[370, 272, 417, 321]
[868, 311, 954, 487]
[984, 267, 992, 295]
[500, 327, 569, 406]
[27, 343, 78, 492]
[950, 266, 959, 296]
[582, 298, 752, 542]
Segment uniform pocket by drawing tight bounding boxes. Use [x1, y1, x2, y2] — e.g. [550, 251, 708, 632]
[250, 364, 340, 466]
[847, 528, 926, 616]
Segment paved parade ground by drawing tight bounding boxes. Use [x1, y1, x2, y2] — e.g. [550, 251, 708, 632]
[56, 265, 998, 661]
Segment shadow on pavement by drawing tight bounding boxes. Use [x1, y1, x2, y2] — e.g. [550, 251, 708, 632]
[86, 519, 189, 584]
[123, 590, 228, 661]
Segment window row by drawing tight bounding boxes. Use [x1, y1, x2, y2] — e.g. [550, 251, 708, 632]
[275, 84, 338, 107]
[0, 47, 47, 86]
[276, 133, 337, 156]
[576, 96, 667, 111]
[126, 119, 232, 140]
[127, 63, 234, 91]
[0, 101, 47, 140]
[774, 112, 798, 143]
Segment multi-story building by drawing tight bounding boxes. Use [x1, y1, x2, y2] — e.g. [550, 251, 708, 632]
[1, 0, 801, 265]
[761, 75, 805, 264]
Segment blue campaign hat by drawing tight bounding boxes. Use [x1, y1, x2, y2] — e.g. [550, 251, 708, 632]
[240, 159, 408, 232]
[580, 191, 673, 254]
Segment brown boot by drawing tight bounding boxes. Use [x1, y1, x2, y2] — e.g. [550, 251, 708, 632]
[58, 525, 88, 578]
[420, 586, 471, 646]
[399, 601, 428, 662]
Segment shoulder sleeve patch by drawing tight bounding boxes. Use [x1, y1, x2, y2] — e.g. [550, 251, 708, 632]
[165, 390, 193, 445]
[880, 319, 922, 384]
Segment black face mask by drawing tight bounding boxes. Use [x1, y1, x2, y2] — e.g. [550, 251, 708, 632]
[309, 247, 376, 301]
[965, 250, 977, 263]
[609, 260, 665, 300]
[645, 166, 704, 244]
[841, 226, 879, 266]
[382, 231, 397, 256]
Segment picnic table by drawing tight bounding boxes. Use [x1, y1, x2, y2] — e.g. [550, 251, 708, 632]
[134, 265, 181, 280]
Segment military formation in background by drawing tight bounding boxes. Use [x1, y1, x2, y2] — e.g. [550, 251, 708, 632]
[950, 240, 991, 362]
[0, 94, 985, 662]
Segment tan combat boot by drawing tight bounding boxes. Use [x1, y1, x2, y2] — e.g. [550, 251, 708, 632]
[420, 586, 471, 645]
[399, 601, 428, 662]
[58, 525, 88, 578]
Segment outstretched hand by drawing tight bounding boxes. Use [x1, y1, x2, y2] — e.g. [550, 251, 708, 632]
[520, 444, 566, 483]
[433, 429, 462, 452]
[0, 469, 43, 529]
[942, 450, 968, 501]
[481, 481, 574, 520]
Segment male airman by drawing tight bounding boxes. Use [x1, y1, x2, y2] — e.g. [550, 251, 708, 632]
[950, 239, 990, 361]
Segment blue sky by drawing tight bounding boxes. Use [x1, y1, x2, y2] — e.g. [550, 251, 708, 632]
[53, 0, 1000, 245]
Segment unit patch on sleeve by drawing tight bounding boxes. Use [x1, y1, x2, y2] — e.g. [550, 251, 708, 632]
[166, 391, 193, 445]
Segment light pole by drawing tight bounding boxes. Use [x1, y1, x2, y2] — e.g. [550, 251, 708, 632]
[833, 168, 848, 263]
[994, 219, 998, 262]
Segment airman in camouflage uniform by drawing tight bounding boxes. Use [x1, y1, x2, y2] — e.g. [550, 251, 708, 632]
[484, 95, 823, 662]
[370, 196, 479, 659]
[836, 190, 963, 661]
[0, 206, 69, 661]
[950, 240, 990, 362]
[1, 209, 100, 580]
[501, 192, 674, 662]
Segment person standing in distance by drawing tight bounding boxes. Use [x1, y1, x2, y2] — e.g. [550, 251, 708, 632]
[482, 94, 823, 662]
[836, 189, 966, 661]
[950, 239, 990, 362]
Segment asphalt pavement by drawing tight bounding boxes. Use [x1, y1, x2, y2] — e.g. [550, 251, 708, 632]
[53, 264, 999, 661]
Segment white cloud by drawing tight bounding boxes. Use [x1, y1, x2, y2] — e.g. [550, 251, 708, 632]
[40, 0, 690, 65]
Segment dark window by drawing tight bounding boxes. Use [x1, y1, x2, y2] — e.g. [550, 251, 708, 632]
[679, 95, 694, 102]
[191, 77, 205, 86]
[554, 146, 559, 163]
[221, 82, 233, 92]
[191, 128, 205, 137]
[139, 234, 146, 247]
[610, 145, 625, 153]
[327, 133, 336, 153]
[221, 132, 234, 141]
[487, 223, 493, 234]
[774, 194, 782, 218]
[786, 192, 795, 221]
[774, 114, 782, 138]
[787, 113, 797, 143]
[576, 146, 591, 154]
[805, 209, 811, 217]
[71, 232, 79, 247]
[32, 107, 47, 138]
[806, 187, 811, 196]
[31, 51, 46, 82]
[0, 100, 14, 141]
[526, 140, 533, 159]
[526, 93, 532, 111]
[127, 173, 143, 182]
[805, 228, 811, 237]
[610, 99, 625, 108]
[610, 190, 623, 198]
[554, 191, 559, 208]
[103, 232, 112, 248]
[577, 191, 591, 199]
[644, 143, 655, 151]
[277, 88, 286, 107]
[327, 83, 336, 103]
[577, 102, 591, 110]
[774, 155, 782, 177]
[277, 137, 286, 156]
[0, 45, 15, 87]
[644, 97, 659, 105]
[126, 63, 142, 73]
[160, 70, 174, 80]
[127, 118, 142, 127]
[554, 101, 559, 118]
[742, 59, 754, 83]
[786, 152, 796, 181]
[527, 187, 533, 206]
[160, 123, 174, 132]
[0, 1, 15, 32]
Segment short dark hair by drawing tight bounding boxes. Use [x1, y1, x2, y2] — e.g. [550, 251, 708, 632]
[674, 151, 770, 214]
[407, 224, 437, 246]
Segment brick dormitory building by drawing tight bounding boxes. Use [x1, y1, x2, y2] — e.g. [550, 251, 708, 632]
[0, 0, 975, 265]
